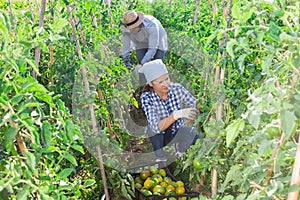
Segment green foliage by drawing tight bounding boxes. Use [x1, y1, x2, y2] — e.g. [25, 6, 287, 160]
[1, 0, 299, 199]
[0, 8, 98, 200]
[154, 0, 300, 199]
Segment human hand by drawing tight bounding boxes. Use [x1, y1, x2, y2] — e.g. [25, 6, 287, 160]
[133, 64, 143, 73]
[173, 108, 198, 120]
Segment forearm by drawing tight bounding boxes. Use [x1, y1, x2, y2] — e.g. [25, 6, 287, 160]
[141, 48, 156, 64]
[158, 114, 176, 131]
[141, 26, 159, 64]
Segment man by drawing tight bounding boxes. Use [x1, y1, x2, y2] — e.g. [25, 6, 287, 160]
[139, 59, 200, 162]
[121, 10, 168, 70]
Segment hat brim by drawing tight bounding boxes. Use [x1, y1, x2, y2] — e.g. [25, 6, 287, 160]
[123, 12, 144, 30]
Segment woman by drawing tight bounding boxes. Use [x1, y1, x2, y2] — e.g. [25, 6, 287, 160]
[139, 59, 200, 162]
[121, 10, 168, 70]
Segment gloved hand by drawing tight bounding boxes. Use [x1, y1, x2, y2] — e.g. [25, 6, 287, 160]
[133, 64, 143, 73]
[173, 108, 199, 120]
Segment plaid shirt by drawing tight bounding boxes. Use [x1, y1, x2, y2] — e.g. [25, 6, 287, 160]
[140, 83, 196, 134]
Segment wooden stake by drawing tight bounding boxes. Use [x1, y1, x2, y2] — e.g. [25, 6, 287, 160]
[264, 81, 285, 185]
[288, 134, 300, 200]
[210, 0, 231, 194]
[90, 12, 98, 29]
[211, 52, 221, 195]
[49, 46, 54, 66]
[9, 118, 27, 157]
[72, 8, 119, 144]
[67, 5, 110, 200]
[211, 1, 217, 26]
[33, 0, 46, 79]
[193, 0, 201, 25]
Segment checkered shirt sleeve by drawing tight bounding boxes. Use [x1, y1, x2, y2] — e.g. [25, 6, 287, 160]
[140, 83, 196, 134]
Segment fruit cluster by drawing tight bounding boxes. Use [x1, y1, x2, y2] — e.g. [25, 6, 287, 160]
[135, 166, 187, 198]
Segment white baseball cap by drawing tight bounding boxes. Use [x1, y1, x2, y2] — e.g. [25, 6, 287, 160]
[138, 59, 168, 84]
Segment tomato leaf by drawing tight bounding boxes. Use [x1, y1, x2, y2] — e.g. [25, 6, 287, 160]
[64, 153, 77, 166]
[226, 119, 245, 147]
[280, 109, 297, 139]
[42, 121, 52, 147]
[226, 39, 238, 59]
[57, 168, 74, 179]
[4, 127, 18, 144]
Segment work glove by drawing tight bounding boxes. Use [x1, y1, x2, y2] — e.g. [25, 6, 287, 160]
[133, 64, 143, 73]
[173, 108, 199, 120]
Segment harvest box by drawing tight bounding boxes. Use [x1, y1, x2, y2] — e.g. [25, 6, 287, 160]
[133, 166, 199, 200]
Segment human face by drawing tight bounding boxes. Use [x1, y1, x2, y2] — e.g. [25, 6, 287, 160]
[150, 74, 170, 97]
[130, 24, 142, 34]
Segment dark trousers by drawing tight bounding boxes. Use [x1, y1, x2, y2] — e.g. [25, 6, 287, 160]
[136, 48, 166, 64]
[136, 48, 166, 86]
[148, 125, 201, 159]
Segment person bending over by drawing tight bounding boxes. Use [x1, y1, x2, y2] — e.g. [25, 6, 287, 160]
[121, 10, 168, 71]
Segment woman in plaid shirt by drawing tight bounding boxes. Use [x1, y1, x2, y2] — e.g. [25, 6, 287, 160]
[139, 59, 200, 162]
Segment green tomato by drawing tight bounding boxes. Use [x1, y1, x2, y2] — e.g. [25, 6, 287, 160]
[150, 165, 159, 175]
[206, 127, 218, 138]
[267, 126, 280, 139]
[193, 158, 201, 170]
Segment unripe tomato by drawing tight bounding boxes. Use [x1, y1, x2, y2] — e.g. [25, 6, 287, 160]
[206, 127, 218, 138]
[193, 158, 201, 170]
[267, 126, 280, 139]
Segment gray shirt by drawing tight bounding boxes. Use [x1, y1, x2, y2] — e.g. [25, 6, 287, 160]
[122, 15, 168, 65]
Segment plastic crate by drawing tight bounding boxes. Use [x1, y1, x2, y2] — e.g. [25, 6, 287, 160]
[133, 166, 199, 200]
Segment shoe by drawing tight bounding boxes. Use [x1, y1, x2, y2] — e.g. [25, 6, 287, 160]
[175, 151, 183, 159]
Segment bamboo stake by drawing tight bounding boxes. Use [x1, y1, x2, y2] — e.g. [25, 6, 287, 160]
[211, 1, 217, 26]
[90, 11, 98, 30]
[8, 0, 13, 18]
[263, 81, 285, 185]
[211, 0, 232, 195]
[33, 0, 46, 79]
[72, 8, 119, 143]
[211, 52, 222, 195]
[264, 67, 299, 185]
[9, 118, 27, 157]
[193, 0, 201, 25]
[7, 0, 18, 39]
[27, 0, 33, 18]
[67, 5, 110, 200]
[256, 4, 265, 26]
[103, 0, 112, 28]
[202, 71, 209, 97]
[288, 134, 300, 200]
[49, 46, 54, 66]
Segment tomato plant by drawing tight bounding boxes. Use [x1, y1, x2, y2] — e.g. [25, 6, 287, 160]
[1, 0, 299, 199]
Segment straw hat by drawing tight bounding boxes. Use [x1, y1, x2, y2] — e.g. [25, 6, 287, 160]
[122, 10, 144, 30]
